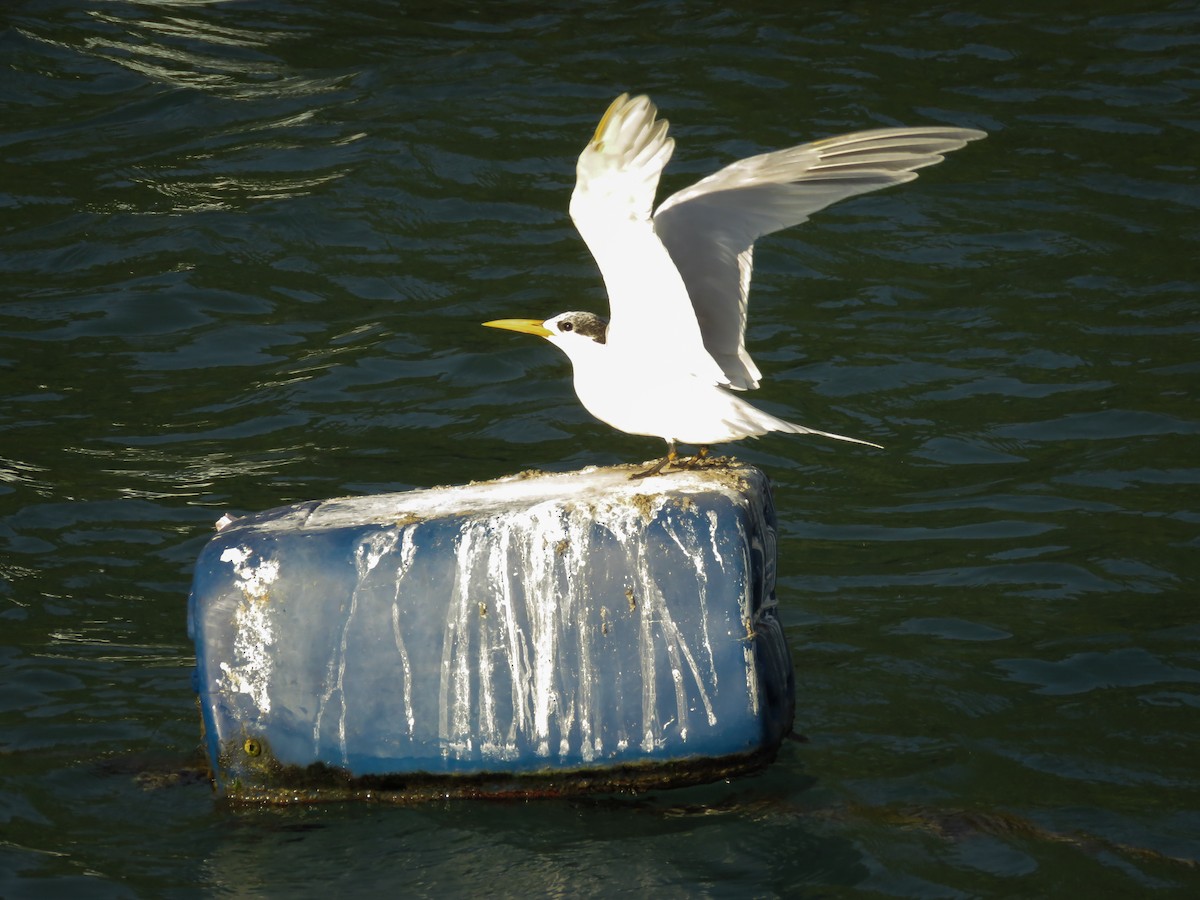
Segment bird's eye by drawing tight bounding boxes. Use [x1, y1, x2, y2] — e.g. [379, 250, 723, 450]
[559, 321, 574, 333]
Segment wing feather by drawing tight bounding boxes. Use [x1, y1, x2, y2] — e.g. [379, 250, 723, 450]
[653, 126, 987, 389]
[569, 94, 729, 385]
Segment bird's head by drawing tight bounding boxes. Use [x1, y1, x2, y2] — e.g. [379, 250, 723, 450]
[484, 311, 608, 359]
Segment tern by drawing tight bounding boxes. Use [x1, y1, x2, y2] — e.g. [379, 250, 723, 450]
[486, 93, 984, 477]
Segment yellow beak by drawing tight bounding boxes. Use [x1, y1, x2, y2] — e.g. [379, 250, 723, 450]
[483, 318, 553, 338]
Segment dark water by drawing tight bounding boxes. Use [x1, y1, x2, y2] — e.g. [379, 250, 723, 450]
[3, 0, 1198, 896]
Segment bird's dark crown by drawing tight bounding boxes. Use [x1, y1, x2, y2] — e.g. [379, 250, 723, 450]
[554, 312, 608, 344]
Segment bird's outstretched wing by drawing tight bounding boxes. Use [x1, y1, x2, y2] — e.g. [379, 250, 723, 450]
[570, 94, 730, 385]
[653, 126, 987, 389]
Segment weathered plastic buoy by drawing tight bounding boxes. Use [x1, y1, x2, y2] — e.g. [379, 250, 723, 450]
[188, 461, 795, 802]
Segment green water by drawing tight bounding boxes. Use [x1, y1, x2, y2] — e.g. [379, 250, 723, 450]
[3, 1, 1198, 896]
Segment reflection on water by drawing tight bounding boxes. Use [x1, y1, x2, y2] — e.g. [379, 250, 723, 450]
[9, 2, 361, 217]
[2, 0, 1199, 895]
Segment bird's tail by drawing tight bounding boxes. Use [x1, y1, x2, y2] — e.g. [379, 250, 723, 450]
[775, 418, 883, 450]
[729, 395, 883, 449]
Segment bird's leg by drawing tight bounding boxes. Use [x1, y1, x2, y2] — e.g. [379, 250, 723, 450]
[677, 445, 710, 469]
[631, 440, 677, 479]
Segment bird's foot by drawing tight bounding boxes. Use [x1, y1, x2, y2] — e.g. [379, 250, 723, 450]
[674, 445, 712, 470]
[630, 443, 679, 479]
[676, 446, 734, 470]
[630, 455, 674, 479]
[630, 446, 732, 479]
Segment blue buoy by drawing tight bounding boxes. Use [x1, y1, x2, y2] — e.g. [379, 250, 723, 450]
[188, 462, 795, 801]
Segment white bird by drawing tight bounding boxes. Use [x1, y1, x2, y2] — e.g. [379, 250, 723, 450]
[486, 93, 984, 477]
